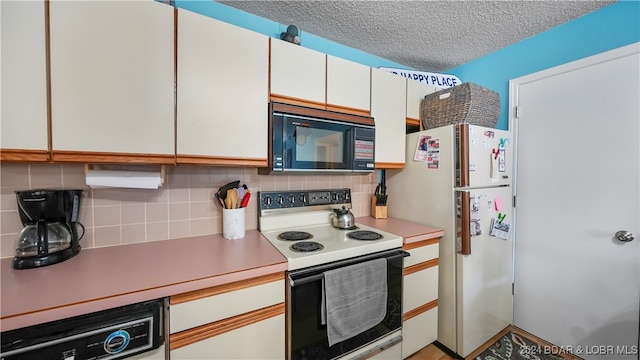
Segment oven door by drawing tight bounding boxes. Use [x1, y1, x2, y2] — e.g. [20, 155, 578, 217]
[281, 113, 354, 172]
[286, 248, 405, 360]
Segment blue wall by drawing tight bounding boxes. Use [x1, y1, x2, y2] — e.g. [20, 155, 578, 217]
[447, 1, 640, 129]
[178, 1, 639, 130]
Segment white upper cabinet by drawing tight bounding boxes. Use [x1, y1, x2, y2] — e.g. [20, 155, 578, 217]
[406, 79, 437, 128]
[176, 9, 269, 166]
[269, 39, 326, 107]
[1, 1, 49, 161]
[49, 0, 175, 163]
[371, 68, 407, 168]
[326, 55, 371, 114]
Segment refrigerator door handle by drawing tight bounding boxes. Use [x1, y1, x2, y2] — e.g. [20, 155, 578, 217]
[457, 190, 471, 255]
[456, 124, 470, 188]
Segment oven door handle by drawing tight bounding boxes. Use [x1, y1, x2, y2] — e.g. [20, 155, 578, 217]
[288, 249, 410, 287]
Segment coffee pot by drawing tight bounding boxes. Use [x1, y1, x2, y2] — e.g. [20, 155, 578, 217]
[330, 206, 356, 230]
[13, 189, 84, 269]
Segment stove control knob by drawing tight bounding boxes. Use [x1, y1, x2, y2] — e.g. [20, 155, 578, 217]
[299, 194, 307, 203]
[288, 194, 296, 204]
[263, 196, 272, 206]
[276, 195, 284, 205]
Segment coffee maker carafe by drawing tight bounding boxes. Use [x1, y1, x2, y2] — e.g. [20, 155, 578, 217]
[14, 189, 84, 269]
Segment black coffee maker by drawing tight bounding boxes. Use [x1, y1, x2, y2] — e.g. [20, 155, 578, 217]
[13, 189, 85, 269]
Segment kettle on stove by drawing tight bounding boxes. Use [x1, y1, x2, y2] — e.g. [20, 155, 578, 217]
[330, 206, 356, 230]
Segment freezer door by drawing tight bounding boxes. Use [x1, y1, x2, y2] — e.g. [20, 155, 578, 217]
[455, 186, 513, 357]
[456, 124, 512, 188]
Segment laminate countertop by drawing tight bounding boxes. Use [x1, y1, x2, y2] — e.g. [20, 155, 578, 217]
[0, 230, 287, 332]
[356, 216, 445, 244]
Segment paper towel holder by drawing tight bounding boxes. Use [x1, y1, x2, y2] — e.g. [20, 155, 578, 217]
[84, 164, 167, 187]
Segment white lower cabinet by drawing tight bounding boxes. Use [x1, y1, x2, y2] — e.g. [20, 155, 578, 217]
[169, 273, 285, 360]
[170, 314, 284, 359]
[401, 240, 440, 359]
[402, 308, 438, 358]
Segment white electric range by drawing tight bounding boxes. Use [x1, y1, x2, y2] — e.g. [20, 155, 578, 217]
[258, 188, 405, 360]
[258, 188, 403, 270]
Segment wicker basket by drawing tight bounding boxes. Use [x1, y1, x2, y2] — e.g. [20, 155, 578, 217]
[421, 82, 500, 130]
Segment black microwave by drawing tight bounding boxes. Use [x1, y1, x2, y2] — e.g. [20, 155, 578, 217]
[260, 102, 375, 175]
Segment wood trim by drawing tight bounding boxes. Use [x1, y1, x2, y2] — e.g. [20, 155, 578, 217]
[0, 149, 50, 162]
[176, 154, 267, 167]
[51, 151, 175, 164]
[404, 258, 438, 276]
[270, 94, 326, 111]
[375, 162, 404, 169]
[403, 299, 438, 322]
[271, 101, 375, 126]
[45, 0, 52, 154]
[326, 104, 371, 117]
[169, 303, 284, 350]
[406, 117, 420, 127]
[170, 272, 284, 305]
[403, 237, 440, 251]
[173, 7, 178, 159]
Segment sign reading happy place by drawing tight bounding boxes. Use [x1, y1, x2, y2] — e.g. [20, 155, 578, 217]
[378, 67, 461, 89]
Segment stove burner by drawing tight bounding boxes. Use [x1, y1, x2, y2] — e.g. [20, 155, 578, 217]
[278, 231, 313, 241]
[290, 241, 324, 252]
[347, 230, 383, 241]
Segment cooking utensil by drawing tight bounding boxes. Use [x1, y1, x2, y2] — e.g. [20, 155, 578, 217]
[214, 192, 225, 208]
[240, 191, 251, 208]
[330, 206, 356, 229]
[226, 188, 239, 209]
[218, 180, 241, 202]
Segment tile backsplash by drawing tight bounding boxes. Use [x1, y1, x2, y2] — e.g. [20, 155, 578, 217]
[0, 163, 377, 258]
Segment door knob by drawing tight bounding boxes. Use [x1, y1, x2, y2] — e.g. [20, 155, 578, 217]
[615, 230, 635, 242]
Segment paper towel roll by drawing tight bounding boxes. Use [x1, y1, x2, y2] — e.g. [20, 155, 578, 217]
[85, 170, 163, 189]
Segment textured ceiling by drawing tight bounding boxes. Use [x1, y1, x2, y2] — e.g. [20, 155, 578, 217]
[218, 0, 615, 72]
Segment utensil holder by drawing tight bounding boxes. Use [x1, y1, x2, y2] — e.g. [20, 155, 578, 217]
[223, 208, 245, 240]
[370, 196, 387, 219]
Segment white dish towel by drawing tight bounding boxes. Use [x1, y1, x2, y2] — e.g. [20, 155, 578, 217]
[322, 258, 388, 346]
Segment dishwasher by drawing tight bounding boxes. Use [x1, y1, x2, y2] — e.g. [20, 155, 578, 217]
[1, 298, 166, 360]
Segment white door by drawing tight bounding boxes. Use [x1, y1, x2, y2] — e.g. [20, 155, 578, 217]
[510, 43, 639, 360]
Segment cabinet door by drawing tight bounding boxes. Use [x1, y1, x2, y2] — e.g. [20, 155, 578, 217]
[270, 39, 326, 107]
[1, 1, 49, 161]
[371, 68, 407, 168]
[49, 0, 174, 163]
[406, 79, 437, 128]
[170, 313, 284, 359]
[326, 55, 371, 115]
[176, 9, 268, 166]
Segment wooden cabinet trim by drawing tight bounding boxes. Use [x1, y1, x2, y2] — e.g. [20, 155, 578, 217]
[269, 94, 326, 111]
[404, 258, 438, 276]
[403, 299, 438, 322]
[170, 272, 284, 305]
[176, 155, 267, 167]
[0, 149, 50, 162]
[404, 237, 440, 251]
[51, 151, 175, 165]
[375, 162, 404, 169]
[326, 104, 371, 117]
[406, 117, 420, 126]
[169, 303, 284, 350]
[271, 101, 374, 126]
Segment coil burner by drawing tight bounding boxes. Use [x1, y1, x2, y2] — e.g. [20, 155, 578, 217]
[347, 230, 383, 241]
[289, 241, 324, 252]
[278, 231, 313, 241]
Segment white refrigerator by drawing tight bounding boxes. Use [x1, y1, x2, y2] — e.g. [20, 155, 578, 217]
[387, 124, 513, 358]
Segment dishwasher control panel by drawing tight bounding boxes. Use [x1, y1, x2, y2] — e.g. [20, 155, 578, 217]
[1, 299, 165, 360]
